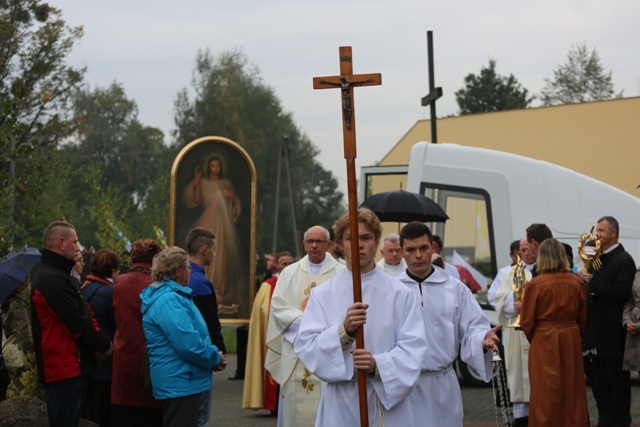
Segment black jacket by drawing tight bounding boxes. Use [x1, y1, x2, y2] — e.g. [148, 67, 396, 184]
[585, 244, 636, 359]
[31, 250, 111, 384]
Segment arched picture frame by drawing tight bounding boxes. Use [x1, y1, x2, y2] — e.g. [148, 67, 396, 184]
[170, 136, 257, 324]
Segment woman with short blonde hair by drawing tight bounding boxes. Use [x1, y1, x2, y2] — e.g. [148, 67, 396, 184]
[151, 246, 189, 282]
[535, 238, 569, 274]
[141, 246, 224, 427]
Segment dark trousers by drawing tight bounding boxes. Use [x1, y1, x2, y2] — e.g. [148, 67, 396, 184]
[44, 376, 87, 427]
[591, 356, 631, 427]
[163, 392, 202, 427]
[235, 326, 248, 377]
[0, 355, 9, 402]
[111, 404, 163, 427]
[82, 380, 111, 427]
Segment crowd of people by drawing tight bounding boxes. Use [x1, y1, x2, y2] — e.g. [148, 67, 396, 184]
[490, 217, 638, 427]
[1, 210, 638, 427]
[0, 221, 228, 427]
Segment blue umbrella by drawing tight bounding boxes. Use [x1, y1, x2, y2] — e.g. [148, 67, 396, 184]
[0, 247, 41, 303]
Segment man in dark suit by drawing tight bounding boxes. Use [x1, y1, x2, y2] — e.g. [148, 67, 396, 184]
[581, 216, 636, 427]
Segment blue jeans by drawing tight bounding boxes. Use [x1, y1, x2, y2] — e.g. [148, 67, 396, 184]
[195, 372, 215, 427]
[196, 385, 213, 427]
[44, 376, 87, 427]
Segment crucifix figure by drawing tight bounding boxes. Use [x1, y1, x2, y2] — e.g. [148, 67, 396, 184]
[313, 48, 381, 149]
[312, 46, 381, 427]
[420, 30, 443, 143]
[318, 76, 375, 130]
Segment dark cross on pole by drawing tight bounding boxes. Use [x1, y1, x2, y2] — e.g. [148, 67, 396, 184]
[313, 46, 381, 427]
[421, 30, 442, 143]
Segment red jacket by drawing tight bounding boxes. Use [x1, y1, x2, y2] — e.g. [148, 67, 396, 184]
[111, 264, 162, 408]
[31, 250, 111, 384]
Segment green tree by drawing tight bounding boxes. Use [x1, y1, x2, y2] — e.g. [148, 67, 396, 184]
[540, 42, 622, 106]
[455, 59, 533, 115]
[83, 168, 133, 266]
[173, 49, 343, 255]
[0, 0, 84, 251]
[69, 83, 168, 210]
[61, 83, 173, 249]
[298, 162, 343, 231]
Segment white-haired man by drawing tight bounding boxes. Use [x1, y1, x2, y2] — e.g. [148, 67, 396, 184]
[376, 233, 406, 276]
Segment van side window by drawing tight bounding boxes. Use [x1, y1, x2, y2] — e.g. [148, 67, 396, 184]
[421, 185, 495, 300]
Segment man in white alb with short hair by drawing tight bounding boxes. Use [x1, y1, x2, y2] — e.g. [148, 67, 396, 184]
[294, 209, 428, 426]
[397, 221, 500, 427]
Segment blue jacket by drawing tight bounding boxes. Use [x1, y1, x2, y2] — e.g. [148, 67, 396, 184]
[140, 280, 221, 400]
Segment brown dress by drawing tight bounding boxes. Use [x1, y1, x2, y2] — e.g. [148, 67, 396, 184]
[520, 271, 589, 427]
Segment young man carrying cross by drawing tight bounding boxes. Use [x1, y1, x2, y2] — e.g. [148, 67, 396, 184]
[294, 208, 427, 426]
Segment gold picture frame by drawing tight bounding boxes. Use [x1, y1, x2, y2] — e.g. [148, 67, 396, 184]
[170, 136, 257, 325]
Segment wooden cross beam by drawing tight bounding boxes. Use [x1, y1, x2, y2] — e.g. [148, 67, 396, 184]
[313, 47, 381, 159]
[420, 31, 442, 143]
[313, 46, 381, 427]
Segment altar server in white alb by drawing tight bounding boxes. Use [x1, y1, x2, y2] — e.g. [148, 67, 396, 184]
[396, 221, 501, 427]
[265, 225, 344, 426]
[294, 208, 428, 427]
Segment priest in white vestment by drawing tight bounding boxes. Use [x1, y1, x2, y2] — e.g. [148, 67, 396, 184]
[487, 239, 521, 308]
[396, 221, 501, 427]
[375, 233, 407, 276]
[494, 237, 535, 425]
[295, 209, 428, 427]
[265, 226, 344, 427]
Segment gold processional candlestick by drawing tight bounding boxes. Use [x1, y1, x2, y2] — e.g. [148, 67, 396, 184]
[578, 226, 603, 273]
[506, 254, 527, 329]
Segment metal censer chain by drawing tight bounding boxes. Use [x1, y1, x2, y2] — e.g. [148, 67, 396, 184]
[491, 350, 512, 427]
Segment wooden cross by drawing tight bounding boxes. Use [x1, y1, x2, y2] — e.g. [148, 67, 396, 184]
[313, 46, 381, 159]
[420, 31, 442, 143]
[313, 46, 381, 427]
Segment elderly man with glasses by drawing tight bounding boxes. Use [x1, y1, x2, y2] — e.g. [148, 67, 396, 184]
[266, 225, 345, 426]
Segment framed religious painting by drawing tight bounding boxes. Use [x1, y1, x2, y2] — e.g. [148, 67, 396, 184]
[170, 136, 257, 324]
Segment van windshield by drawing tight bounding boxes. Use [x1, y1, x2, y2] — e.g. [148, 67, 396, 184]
[421, 185, 495, 303]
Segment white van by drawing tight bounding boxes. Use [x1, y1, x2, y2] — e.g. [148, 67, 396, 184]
[361, 141, 640, 385]
[404, 142, 640, 278]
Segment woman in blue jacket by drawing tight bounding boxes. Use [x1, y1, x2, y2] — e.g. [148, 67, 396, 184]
[141, 246, 225, 427]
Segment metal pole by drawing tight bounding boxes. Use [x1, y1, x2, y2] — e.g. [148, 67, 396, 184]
[282, 136, 301, 259]
[271, 138, 283, 255]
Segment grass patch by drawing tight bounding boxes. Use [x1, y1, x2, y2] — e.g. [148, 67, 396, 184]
[222, 327, 237, 354]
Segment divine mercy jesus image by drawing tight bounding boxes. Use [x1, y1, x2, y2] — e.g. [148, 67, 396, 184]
[182, 154, 248, 315]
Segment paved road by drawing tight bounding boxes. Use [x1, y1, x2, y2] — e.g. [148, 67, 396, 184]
[210, 355, 640, 427]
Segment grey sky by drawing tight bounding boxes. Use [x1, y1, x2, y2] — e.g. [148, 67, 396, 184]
[54, 1, 640, 195]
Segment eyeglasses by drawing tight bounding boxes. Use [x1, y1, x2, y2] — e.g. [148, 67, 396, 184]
[304, 239, 328, 246]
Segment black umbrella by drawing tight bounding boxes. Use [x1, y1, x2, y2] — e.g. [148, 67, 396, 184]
[360, 190, 449, 223]
[0, 247, 41, 303]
